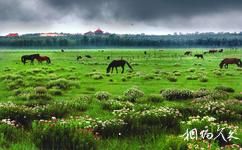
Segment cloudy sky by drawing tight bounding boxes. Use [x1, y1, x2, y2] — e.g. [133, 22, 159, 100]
[1, 0, 242, 35]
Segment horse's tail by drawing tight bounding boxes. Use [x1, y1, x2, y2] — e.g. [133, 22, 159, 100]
[238, 59, 242, 67]
[21, 56, 25, 64]
[125, 61, 133, 70]
[48, 57, 51, 64]
[219, 60, 224, 69]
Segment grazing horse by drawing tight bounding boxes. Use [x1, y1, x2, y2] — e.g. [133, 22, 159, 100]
[77, 56, 82, 61]
[209, 50, 218, 54]
[106, 60, 133, 73]
[218, 49, 223, 53]
[194, 54, 204, 59]
[21, 54, 40, 65]
[184, 51, 192, 56]
[36, 56, 51, 64]
[85, 55, 92, 58]
[219, 58, 241, 69]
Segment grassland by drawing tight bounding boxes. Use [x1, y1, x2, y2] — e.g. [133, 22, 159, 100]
[0, 48, 241, 149]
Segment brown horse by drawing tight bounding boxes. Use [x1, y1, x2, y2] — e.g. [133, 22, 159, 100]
[36, 56, 51, 64]
[219, 58, 241, 69]
[209, 50, 218, 53]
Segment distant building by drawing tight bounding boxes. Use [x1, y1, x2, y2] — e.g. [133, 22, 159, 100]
[40, 33, 64, 37]
[6, 33, 19, 37]
[84, 31, 94, 36]
[94, 28, 104, 35]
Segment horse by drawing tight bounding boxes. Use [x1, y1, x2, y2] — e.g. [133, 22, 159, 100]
[77, 56, 82, 61]
[209, 50, 218, 54]
[184, 51, 192, 56]
[194, 54, 204, 59]
[85, 55, 92, 58]
[106, 60, 133, 73]
[203, 51, 209, 54]
[218, 49, 223, 53]
[21, 54, 40, 65]
[61, 49, 65, 52]
[219, 58, 241, 69]
[36, 56, 51, 64]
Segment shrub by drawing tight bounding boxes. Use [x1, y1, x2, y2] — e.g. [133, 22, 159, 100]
[93, 119, 127, 137]
[187, 68, 195, 72]
[114, 107, 182, 131]
[215, 86, 235, 93]
[49, 88, 63, 96]
[7, 79, 25, 90]
[123, 87, 144, 102]
[36, 102, 70, 119]
[35, 86, 47, 95]
[47, 78, 72, 90]
[162, 89, 193, 100]
[95, 91, 111, 100]
[101, 100, 134, 111]
[143, 74, 155, 80]
[147, 94, 163, 103]
[199, 76, 208, 82]
[121, 77, 127, 82]
[67, 95, 92, 111]
[167, 76, 177, 82]
[0, 103, 35, 127]
[213, 70, 222, 76]
[174, 72, 181, 76]
[193, 100, 241, 121]
[92, 74, 103, 80]
[225, 72, 234, 76]
[186, 75, 198, 80]
[28, 87, 52, 103]
[193, 88, 210, 98]
[234, 94, 242, 100]
[32, 121, 97, 150]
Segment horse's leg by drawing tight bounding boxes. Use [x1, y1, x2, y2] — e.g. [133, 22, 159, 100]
[111, 67, 114, 73]
[121, 66, 124, 73]
[115, 67, 118, 73]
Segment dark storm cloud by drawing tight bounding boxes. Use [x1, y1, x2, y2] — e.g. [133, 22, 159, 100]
[42, 0, 242, 21]
[1, 0, 242, 34]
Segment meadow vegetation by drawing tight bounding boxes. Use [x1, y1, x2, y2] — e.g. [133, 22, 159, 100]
[0, 49, 241, 149]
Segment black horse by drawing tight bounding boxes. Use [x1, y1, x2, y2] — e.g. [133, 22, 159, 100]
[106, 60, 133, 73]
[77, 56, 82, 61]
[194, 54, 204, 59]
[21, 54, 40, 65]
[184, 51, 192, 56]
[218, 49, 223, 53]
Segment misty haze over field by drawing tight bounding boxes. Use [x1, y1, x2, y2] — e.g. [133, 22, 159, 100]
[1, 0, 242, 35]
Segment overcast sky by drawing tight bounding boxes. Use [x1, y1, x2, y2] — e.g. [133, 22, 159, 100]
[1, 0, 242, 35]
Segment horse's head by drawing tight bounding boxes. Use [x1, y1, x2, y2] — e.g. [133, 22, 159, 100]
[106, 67, 111, 73]
[219, 62, 224, 69]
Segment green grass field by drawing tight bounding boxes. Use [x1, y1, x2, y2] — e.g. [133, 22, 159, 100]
[0, 49, 241, 149]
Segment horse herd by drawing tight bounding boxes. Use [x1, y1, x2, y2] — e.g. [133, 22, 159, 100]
[20, 50, 241, 74]
[184, 49, 241, 69]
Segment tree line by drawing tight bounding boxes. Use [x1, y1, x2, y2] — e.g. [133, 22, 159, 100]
[0, 32, 242, 48]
